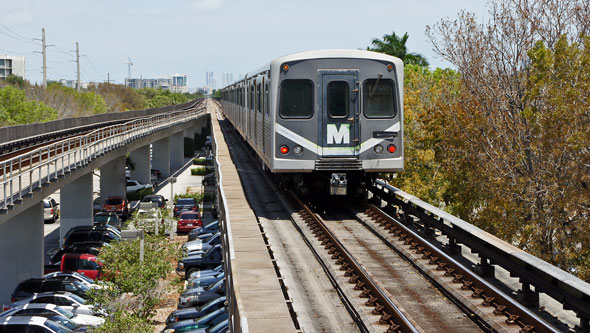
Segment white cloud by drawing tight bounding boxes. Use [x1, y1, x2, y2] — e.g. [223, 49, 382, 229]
[191, 0, 224, 10]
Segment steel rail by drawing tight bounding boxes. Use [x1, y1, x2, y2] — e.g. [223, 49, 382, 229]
[363, 203, 560, 333]
[288, 191, 419, 333]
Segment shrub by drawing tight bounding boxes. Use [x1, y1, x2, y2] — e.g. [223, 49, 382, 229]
[192, 158, 208, 165]
[173, 192, 214, 204]
[126, 187, 153, 201]
[190, 167, 212, 175]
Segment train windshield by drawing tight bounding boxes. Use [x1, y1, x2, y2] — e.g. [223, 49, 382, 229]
[363, 79, 396, 118]
[279, 79, 313, 118]
[327, 81, 349, 118]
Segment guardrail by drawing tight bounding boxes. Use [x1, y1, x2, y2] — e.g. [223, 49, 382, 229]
[0, 104, 205, 211]
[0, 99, 201, 151]
[368, 179, 590, 330]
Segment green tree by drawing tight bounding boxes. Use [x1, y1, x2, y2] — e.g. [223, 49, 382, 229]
[368, 30, 429, 66]
[0, 85, 57, 126]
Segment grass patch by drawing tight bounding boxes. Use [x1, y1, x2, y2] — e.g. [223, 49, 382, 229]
[190, 167, 212, 175]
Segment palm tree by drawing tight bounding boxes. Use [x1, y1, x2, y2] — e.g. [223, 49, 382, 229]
[368, 31, 429, 67]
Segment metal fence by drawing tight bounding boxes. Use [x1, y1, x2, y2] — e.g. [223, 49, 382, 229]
[1, 105, 205, 211]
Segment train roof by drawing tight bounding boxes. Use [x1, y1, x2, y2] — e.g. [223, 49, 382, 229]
[224, 49, 402, 88]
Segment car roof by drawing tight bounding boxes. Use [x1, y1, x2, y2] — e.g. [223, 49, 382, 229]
[0, 315, 51, 325]
[8, 303, 58, 311]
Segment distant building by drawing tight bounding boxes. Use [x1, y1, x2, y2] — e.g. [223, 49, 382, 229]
[0, 55, 25, 80]
[125, 73, 188, 93]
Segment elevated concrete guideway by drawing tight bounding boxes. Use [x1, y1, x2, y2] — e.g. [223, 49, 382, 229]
[0, 102, 209, 305]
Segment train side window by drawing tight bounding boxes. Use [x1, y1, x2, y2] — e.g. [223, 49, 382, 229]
[257, 84, 261, 113]
[327, 81, 349, 118]
[279, 79, 313, 119]
[250, 85, 254, 111]
[265, 82, 269, 115]
[363, 79, 396, 118]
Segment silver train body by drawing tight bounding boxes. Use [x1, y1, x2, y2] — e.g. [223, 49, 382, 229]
[220, 49, 403, 195]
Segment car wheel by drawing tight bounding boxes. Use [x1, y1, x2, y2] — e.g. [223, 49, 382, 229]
[53, 214, 57, 223]
[187, 268, 198, 279]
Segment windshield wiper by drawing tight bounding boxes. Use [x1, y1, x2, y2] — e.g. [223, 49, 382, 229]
[369, 74, 383, 100]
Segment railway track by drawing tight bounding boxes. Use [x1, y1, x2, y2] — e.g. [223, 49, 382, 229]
[281, 194, 561, 333]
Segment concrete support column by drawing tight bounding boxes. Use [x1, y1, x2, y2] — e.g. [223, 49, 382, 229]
[0, 202, 43, 305]
[60, 173, 94, 244]
[130, 145, 151, 185]
[170, 131, 184, 171]
[100, 156, 126, 200]
[152, 138, 170, 178]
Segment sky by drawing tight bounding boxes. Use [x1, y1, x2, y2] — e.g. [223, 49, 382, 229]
[0, 0, 489, 90]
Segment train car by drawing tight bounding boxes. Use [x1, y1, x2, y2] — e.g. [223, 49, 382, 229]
[220, 49, 403, 196]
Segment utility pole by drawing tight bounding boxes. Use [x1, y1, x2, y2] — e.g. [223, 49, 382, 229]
[75, 42, 80, 92]
[34, 28, 53, 88]
[123, 57, 133, 87]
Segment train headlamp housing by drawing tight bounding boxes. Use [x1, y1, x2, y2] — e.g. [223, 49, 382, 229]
[293, 145, 303, 155]
[282, 64, 289, 72]
[280, 145, 289, 155]
[387, 144, 397, 154]
[387, 64, 393, 71]
[374, 144, 384, 154]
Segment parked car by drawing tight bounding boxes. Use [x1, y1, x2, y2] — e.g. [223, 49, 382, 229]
[10, 278, 90, 302]
[63, 229, 120, 247]
[0, 315, 73, 333]
[177, 212, 203, 233]
[174, 198, 199, 217]
[4, 292, 99, 316]
[163, 307, 227, 332]
[126, 180, 152, 193]
[178, 279, 226, 308]
[190, 318, 229, 333]
[187, 271, 224, 290]
[92, 197, 103, 216]
[188, 221, 219, 241]
[176, 245, 223, 279]
[102, 196, 129, 218]
[201, 173, 216, 187]
[44, 254, 104, 280]
[204, 136, 212, 150]
[183, 233, 221, 256]
[93, 212, 123, 230]
[0, 303, 104, 327]
[141, 194, 167, 208]
[43, 272, 103, 289]
[49, 244, 102, 265]
[43, 197, 60, 223]
[151, 169, 161, 178]
[188, 264, 223, 281]
[165, 296, 226, 325]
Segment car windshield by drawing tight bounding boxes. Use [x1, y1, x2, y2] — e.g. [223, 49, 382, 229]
[181, 213, 199, 220]
[68, 293, 86, 304]
[204, 234, 217, 243]
[200, 296, 225, 311]
[73, 273, 94, 284]
[54, 306, 75, 319]
[177, 199, 194, 205]
[205, 221, 218, 229]
[48, 315, 77, 330]
[205, 279, 223, 291]
[73, 281, 90, 292]
[197, 307, 223, 323]
[94, 215, 115, 223]
[43, 201, 51, 208]
[206, 319, 228, 333]
[105, 199, 122, 205]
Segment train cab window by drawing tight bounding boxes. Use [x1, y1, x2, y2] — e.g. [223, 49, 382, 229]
[327, 81, 349, 118]
[363, 79, 396, 118]
[257, 84, 261, 113]
[265, 83, 269, 115]
[279, 79, 313, 118]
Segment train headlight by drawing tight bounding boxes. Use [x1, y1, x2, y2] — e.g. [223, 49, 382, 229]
[374, 145, 384, 154]
[293, 145, 303, 155]
[387, 64, 393, 71]
[280, 145, 289, 155]
[387, 144, 397, 154]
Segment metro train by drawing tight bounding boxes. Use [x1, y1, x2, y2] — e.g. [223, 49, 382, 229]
[219, 49, 404, 196]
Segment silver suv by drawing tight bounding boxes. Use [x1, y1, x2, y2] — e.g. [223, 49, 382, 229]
[43, 197, 60, 223]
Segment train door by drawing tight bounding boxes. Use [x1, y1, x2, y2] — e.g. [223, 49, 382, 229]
[319, 71, 359, 157]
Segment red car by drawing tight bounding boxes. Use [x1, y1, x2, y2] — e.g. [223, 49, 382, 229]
[102, 196, 129, 218]
[44, 253, 103, 280]
[177, 212, 203, 233]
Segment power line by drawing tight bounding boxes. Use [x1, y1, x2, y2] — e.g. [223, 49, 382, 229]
[0, 27, 40, 46]
[82, 55, 105, 80]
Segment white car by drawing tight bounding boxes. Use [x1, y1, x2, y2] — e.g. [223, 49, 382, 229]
[0, 303, 105, 327]
[0, 315, 72, 332]
[43, 198, 60, 223]
[5, 292, 102, 317]
[126, 180, 152, 193]
[43, 271, 105, 289]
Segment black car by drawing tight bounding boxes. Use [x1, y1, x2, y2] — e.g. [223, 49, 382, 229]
[187, 221, 219, 241]
[93, 212, 123, 230]
[163, 308, 227, 332]
[141, 194, 167, 208]
[165, 296, 226, 325]
[201, 173, 216, 187]
[174, 198, 199, 217]
[176, 245, 223, 279]
[10, 278, 90, 302]
[63, 229, 120, 247]
[178, 280, 226, 308]
[49, 243, 104, 264]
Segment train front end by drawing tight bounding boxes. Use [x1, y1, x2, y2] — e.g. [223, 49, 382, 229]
[271, 50, 404, 196]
